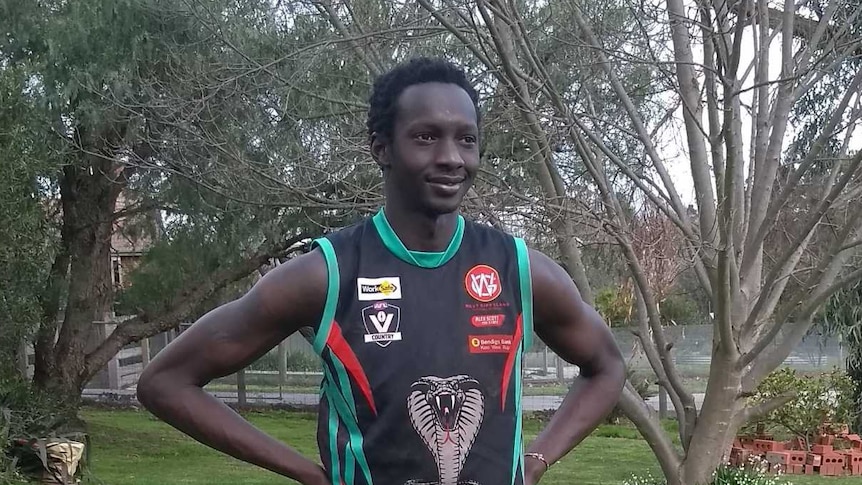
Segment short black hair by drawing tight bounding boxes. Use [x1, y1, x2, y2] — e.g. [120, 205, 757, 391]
[366, 57, 480, 144]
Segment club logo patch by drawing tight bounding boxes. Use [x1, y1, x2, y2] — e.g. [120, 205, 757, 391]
[357, 277, 402, 301]
[362, 302, 402, 347]
[464, 265, 501, 302]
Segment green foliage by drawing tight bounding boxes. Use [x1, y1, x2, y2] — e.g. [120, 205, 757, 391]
[595, 286, 633, 327]
[0, 377, 87, 482]
[817, 281, 862, 430]
[0, 60, 61, 379]
[743, 368, 858, 446]
[659, 293, 702, 325]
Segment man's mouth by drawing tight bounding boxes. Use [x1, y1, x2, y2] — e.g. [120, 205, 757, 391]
[428, 176, 465, 195]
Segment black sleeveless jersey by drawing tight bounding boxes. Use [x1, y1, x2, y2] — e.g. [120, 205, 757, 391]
[309, 209, 533, 485]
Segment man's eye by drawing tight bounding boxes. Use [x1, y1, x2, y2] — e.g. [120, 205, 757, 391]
[416, 134, 434, 142]
[463, 136, 477, 144]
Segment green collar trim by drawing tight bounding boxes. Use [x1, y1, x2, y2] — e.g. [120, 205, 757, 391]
[371, 208, 464, 268]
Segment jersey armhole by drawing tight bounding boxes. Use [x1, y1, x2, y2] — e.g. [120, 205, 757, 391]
[311, 237, 340, 354]
[514, 237, 533, 351]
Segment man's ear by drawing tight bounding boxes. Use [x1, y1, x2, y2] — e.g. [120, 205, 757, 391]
[370, 132, 390, 171]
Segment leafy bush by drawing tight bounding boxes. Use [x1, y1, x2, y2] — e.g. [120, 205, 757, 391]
[0, 378, 88, 483]
[659, 293, 701, 325]
[595, 286, 633, 327]
[742, 367, 858, 447]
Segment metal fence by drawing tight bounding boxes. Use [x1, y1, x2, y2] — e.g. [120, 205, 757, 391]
[62, 322, 847, 412]
[522, 324, 846, 411]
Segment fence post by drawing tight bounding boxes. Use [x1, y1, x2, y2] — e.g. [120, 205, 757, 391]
[237, 368, 247, 406]
[107, 357, 120, 390]
[556, 353, 565, 385]
[542, 346, 549, 375]
[278, 341, 287, 399]
[141, 337, 150, 368]
[658, 384, 668, 420]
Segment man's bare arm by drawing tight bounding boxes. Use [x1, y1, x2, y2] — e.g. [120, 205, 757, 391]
[523, 249, 626, 483]
[136, 249, 330, 485]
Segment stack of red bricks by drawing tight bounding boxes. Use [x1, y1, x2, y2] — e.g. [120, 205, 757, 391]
[728, 427, 862, 476]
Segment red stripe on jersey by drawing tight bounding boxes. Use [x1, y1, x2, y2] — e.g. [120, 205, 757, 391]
[500, 314, 523, 410]
[326, 320, 378, 416]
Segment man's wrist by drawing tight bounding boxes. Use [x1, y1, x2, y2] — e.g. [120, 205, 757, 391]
[293, 460, 328, 485]
[525, 452, 551, 470]
[524, 456, 547, 483]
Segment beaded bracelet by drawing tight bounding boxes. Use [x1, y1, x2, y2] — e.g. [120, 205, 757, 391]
[524, 452, 551, 471]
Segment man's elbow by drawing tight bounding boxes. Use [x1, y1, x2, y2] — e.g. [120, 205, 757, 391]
[601, 341, 627, 393]
[136, 365, 174, 411]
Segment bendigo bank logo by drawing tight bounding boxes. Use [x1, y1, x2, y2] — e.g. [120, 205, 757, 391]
[465, 265, 502, 302]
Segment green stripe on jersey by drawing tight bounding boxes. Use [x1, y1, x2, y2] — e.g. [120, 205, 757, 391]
[514, 237, 533, 350]
[325, 356, 373, 485]
[511, 348, 525, 485]
[325, 388, 341, 485]
[312, 238, 339, 354]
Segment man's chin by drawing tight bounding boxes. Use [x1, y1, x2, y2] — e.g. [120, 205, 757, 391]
[423, 198, 464, 217]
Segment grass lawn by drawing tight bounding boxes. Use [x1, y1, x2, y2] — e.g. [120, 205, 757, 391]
[79, 407, 862, 485]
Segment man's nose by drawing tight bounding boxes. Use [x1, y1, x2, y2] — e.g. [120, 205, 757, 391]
[435, 138, 465, 168]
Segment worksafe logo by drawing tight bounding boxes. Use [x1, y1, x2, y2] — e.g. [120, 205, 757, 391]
[357, 276, 402, 301]
[362, 302, 402, 347]
[465, 265, 501, 302]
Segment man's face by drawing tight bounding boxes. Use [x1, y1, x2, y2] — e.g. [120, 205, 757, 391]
[374, 82, 480, 216]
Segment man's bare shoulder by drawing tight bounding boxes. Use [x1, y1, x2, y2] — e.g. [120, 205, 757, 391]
[247, 247, 329, 329]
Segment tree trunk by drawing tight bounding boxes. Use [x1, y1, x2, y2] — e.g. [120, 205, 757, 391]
[80, 233, 311, 384]
[33, 245, 70, 385]
[33, 157, 122, 403]
[680, 353, 743, 484]
[616, 386, 682, 485]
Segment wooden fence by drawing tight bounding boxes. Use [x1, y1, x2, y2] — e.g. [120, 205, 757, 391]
[21, 320, 319, 401]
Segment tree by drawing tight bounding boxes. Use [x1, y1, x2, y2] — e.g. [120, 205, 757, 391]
[820, 280, 862, 431]
[0, 0, 374, 404]
[409, 0, 862, 483]
[0, 65, 61, 380]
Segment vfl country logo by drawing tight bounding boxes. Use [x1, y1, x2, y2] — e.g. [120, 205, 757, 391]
[464, 265, 501, 303]
[362, 302, 402, 347]
[357, 276, 402, 301]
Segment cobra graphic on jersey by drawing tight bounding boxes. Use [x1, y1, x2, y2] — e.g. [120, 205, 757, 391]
[405, 375, 485, 485]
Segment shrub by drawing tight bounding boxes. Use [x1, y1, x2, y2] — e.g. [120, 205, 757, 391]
[659, 293, 701, 325]
[742, 367, 858, 447]
[0, 378, 87, 483]
[595, 286, 633, 327]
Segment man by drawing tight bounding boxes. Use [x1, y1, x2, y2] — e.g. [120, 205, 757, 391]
[137, 57, 625, 485]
